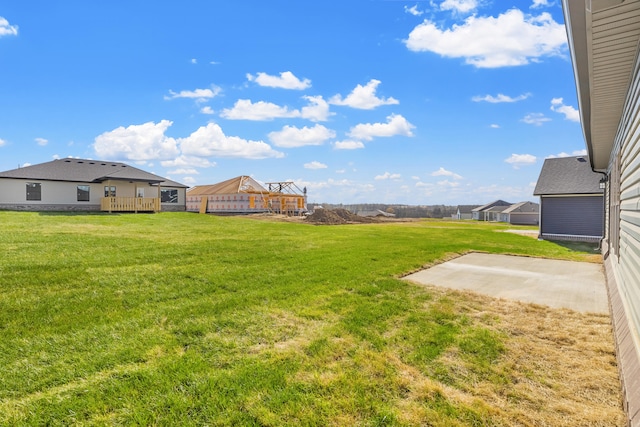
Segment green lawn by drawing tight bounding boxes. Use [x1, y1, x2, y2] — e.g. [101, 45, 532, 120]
[0, 212, 622, 426]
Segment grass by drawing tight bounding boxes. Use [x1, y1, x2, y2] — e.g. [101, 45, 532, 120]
[0, 212, 623, 426]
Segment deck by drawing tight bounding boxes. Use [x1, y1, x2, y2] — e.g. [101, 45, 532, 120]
[101, 197, 160, 213]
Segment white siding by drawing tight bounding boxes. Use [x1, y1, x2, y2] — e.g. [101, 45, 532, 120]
[610, 49, 640, 361]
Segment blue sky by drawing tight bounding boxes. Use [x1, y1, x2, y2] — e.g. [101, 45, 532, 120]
[0, 0, 585, 205]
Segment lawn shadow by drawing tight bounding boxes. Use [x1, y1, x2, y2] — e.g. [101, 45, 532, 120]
[548, 239, 600, 253]
[38, 211, 121, 216]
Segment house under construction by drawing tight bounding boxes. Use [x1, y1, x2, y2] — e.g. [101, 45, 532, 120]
[186, 175, 307, 215]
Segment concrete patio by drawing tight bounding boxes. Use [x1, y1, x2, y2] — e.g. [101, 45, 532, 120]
[403, 252, 608, 314]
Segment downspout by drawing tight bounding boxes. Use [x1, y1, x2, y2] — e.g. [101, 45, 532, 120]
[593, 168, 608, 257]
[538, 196, 543, 240]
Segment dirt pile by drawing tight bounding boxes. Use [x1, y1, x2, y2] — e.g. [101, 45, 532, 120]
[305, 208, 380, 225]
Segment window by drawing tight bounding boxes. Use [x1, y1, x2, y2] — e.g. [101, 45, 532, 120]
[26, 183, 41, 201]
[137, 187, 145, 198]
[161, 189, 178, 203]
[77, 185, 90, 202]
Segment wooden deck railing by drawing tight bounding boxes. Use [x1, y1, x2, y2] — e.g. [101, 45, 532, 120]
[101, 197, 161, 213]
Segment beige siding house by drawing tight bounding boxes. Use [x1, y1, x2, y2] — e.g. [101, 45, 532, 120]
[0, 158, 187, 212]
[563, 0, 640, 423]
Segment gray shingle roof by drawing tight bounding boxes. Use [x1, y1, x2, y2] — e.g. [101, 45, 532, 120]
[471, 200, 512, 212]
[457, 205, 480, 214]
[502, 201, 539, 213]
[0, 158, 187, 188]
[533, 156, 603, 195]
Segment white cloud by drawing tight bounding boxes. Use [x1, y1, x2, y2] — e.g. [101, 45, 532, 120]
[405, 9, 566, 68]
[268, 124, 335, 148]
[301, 96, 333, 122]
[0, 138, 6, 147]
[521, 112, 551, 126]
[200, 106, 215, 115]
[348, 114, 415, 141]
[220, 96, 331, 122]
[415, 181, 433, 188]
[304, 161, 328, 170]
[179, 123, 284, 159]
[35, 138, 48, 146]
[220, 99, 300, 121]
[431, 167, 463, 179]
[531, 0, 550, 8]
[334, 140, 365, 150]
[0, 17, 18, 36]
[94, 120, 180, 161]
[505, 153, 537, 168]
[94, 120, 284, 163]
[375, 172, 402, 181]
[164, 86, 221, 102]
[329, 79, 399, 110]
[440, 0, 478, 14]
[550, 97, 580, 122]
[472, 93, 531, 103]
[182, 176, 197, 185]
[547, 149, 588, 158]
[168, 168, 199, 175]
[404, 5, 423, 16]
[437, 179, 460, 187]
[161, 155, 215, 168]
[191, 58, 197, 64]
[490, 124, 500, 128]
[246, 71, 311, 90]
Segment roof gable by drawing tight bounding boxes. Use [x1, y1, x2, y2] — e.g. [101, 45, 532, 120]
[533, 156, 603, 195]
[457, 205, 480, 214]
[0, 158, 187, 187]
[502, 201, 539, 214]
[472, 200, 512, 212]
[187, 176, 268, 196]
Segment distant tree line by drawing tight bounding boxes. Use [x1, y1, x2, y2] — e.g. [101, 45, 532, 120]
[312, 203, 458, 219]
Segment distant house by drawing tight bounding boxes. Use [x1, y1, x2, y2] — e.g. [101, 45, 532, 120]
[533, 156, 603, 242]
[499, 201, 539, 225]
[471, 200, 512, 221]
[186, 175, 307, 215]
[454, 205, 479, 220]
[0, 158, 187, 212]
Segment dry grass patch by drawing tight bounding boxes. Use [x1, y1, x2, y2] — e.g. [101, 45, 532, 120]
[414, 286, 624, 426]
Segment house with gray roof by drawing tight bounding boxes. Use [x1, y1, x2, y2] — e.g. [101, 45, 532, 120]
[533, 156, 603, 241]
[453, 205, 479, 220]
[498, 201, 539, 225]
[0, 158, 187, 212]
[471, 200, 512, 221]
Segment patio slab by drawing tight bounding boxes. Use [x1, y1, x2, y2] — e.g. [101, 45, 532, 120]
[403, 252, 608, 314]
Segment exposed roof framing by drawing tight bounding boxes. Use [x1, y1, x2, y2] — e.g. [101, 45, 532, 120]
[265, 181, 305, 196]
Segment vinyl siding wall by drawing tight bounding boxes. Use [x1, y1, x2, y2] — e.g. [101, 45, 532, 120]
[609, 46, 640, 370]
[539, 195, 603, 238]
[0, 178, 186, 211]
